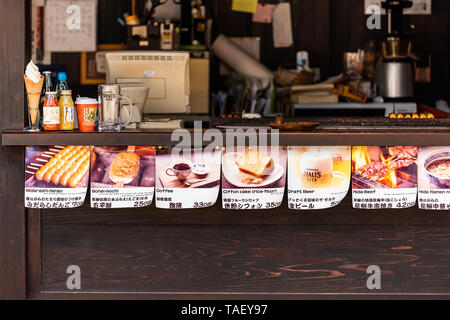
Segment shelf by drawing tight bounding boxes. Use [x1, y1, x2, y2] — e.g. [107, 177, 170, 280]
[2, 127, 450, 146]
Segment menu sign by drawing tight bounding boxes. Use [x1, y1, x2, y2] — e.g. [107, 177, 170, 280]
[288, 146, 351, 210]
[155, 147, 221, 209]
[222, 146, 286, 210]
[90, 146, 155, 209]
[418, 147, 450, 210]
[25, 145, 90, 209]
[352, 146, 418, 209]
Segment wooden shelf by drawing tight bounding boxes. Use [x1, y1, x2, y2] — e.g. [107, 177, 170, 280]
[2, 127, 450, 146]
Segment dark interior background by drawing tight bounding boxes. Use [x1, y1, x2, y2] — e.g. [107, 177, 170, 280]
[51, 0, 450, 107]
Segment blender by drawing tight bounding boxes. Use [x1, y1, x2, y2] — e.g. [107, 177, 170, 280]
[375, 0, 416, 100]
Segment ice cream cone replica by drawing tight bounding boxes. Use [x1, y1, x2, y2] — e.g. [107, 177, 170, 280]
[24, 74, 44, 125]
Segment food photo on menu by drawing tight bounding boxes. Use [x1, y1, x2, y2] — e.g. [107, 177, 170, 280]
[90, 146, 155, 189]
[25, 145, 90, 189]
[287, 146, 351, 210]
[289, 146, 351, 190]
[417, 147, 450, 210]
[156, 148, 221, 189]
[221, 146, 286, 210]
[155, 147, 221, 209]
[352, 146, 418, 189]
[418, 147, 450, 189]
[24, 145, 90, 209]
[222, 147, 286, 189]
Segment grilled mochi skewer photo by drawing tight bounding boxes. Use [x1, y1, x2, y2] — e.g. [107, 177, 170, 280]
[35, 146, 90, 188]
[109, 146, 141, 188]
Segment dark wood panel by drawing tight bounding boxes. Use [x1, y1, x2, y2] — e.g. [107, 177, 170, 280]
[41, 194, 450, 226]
[41, 222, 450, 294]
[26, 209, 41, 296]
[0, 1, 27, 128]
[29, 291, 450, 300]
[0, 0, 28, 300]
[2, 128, 450, 146]
[0, 147, 26, 299]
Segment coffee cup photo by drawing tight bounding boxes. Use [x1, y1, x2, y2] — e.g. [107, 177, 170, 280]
[166, 160, 193, 181]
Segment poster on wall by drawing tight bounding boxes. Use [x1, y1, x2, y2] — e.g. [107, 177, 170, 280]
[25, 145, 90, 209]
[155, 147, 221, 209]
[417, 147, 450, 210]
[288, 146, 351, 210]
[222, 146, 286, 210]
[45, 0, 97, 52]
[352, 146, 418, 209]
[90, 146, 155, 209]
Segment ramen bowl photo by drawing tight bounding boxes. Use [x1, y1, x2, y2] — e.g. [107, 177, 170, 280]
[424, 150, 450, 188]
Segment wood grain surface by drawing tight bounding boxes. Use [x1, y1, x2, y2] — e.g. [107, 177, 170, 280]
[3, 128, 450, 147]
[41, 221, 450, 294]
[0, 0, 28, 299]
[3, 0, 450, 299]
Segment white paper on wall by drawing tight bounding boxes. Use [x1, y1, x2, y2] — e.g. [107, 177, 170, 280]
[45, 0, 97, 52]
[272, 3, 293, 48]
[364, 0, 432, 15]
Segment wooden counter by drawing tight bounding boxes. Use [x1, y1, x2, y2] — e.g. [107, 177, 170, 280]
[2, 127, 450, 146]
[2, 0, 450, 300]
[2, 127, 450, 299]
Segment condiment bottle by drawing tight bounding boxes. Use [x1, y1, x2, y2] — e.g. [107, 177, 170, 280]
[43, 92, 60, 131]
[55, 72, 69, 100]
[59, 89, 74, 130]
[40, 71, 54, 127]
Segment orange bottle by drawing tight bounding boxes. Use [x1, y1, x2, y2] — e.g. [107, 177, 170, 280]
[43, 92, 60, 130]
[59, 90, 74, 130]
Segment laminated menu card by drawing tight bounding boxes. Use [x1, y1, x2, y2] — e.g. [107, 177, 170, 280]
[417, 147, 450, 210]
[222, 146, 286, 210]
[352, 146, 418, 209]
[155, 147, 221, 209]
[25, 145, 90, 209]
[90, 146, 155, 209]
[288, 146, 351, 210]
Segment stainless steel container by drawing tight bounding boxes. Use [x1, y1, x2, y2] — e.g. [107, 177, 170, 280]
[375, 61, 414, 98]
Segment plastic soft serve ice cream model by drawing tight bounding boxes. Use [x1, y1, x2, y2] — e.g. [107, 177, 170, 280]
[24, 60, 44, 128]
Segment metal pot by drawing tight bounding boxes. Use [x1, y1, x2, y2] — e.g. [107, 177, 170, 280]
[375, 60, 414, 98]
[382, 37, 412, 60]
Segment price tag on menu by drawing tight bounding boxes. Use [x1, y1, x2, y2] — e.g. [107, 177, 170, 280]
[417, 147, 450, 211]
[26, 188, 86, 209]
[25, 146, 90, 209]
[352, 146, 418, 209]
[288, 146, 351, 210]
[222, 146, 286, 210]
[90, 146, 155, 209]
[155, 147, 221, 209]
[352, 188, 417, 209]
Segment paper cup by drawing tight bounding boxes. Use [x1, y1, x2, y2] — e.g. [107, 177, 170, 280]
[75, 97, 97, 132]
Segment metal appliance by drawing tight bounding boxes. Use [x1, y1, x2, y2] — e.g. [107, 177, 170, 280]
[375, 0, 415, 99]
